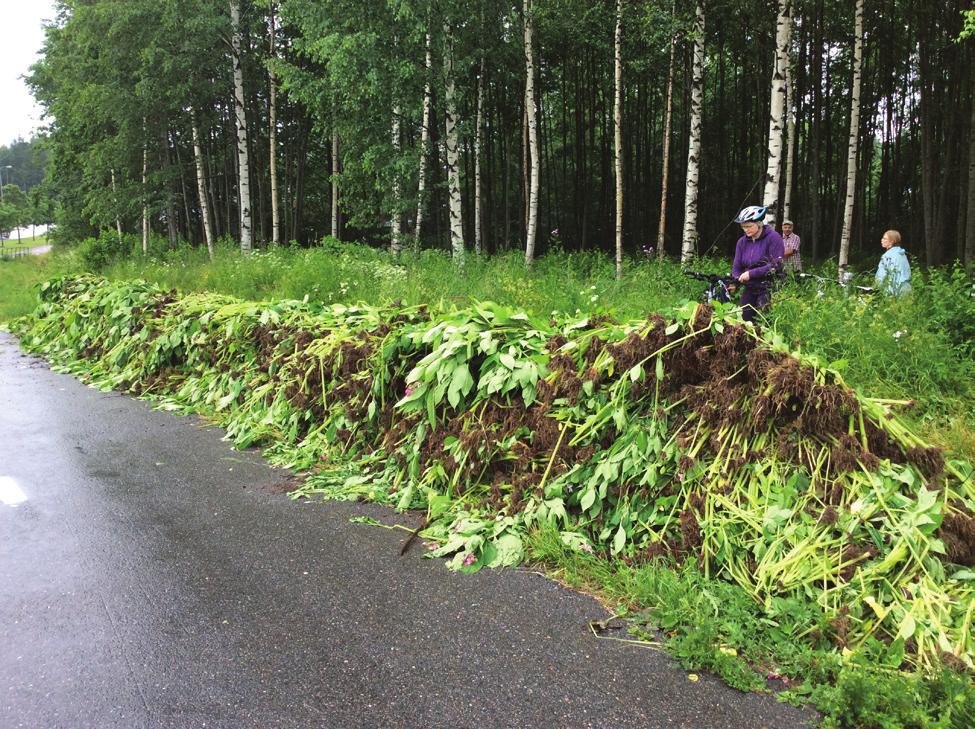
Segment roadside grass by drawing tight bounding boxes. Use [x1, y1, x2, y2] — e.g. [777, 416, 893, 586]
[527, 526, 975, 729]
[0, 247, 77, 321]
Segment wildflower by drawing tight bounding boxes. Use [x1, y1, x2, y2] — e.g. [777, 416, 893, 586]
[404, 384, 417, 397]
[580, 542, 594, 554]
[462, 553, 476, 567]
[590, 295, 599, 303]
[892, 330, 903, 339]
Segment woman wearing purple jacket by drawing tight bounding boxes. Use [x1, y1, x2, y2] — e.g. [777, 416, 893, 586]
[730, 206, 785, 323]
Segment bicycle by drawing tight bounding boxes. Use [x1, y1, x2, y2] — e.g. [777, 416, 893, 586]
[796, 271, 874, 298]
[684, 270, 739, 304]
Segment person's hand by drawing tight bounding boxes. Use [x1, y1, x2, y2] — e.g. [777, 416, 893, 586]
[738, 271, 750, 283]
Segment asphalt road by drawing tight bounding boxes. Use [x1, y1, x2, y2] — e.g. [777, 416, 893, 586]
[0, 332, 815, 729]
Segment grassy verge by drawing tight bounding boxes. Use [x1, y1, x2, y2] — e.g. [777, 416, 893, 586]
[528, 527, 975, 729]
[0, 246, 76, 321]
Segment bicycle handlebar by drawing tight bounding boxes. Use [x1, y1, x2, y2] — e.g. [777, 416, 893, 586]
[684, 270, 736, 284]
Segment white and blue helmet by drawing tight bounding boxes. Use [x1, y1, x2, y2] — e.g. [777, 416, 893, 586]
[734, 205, 767, 223]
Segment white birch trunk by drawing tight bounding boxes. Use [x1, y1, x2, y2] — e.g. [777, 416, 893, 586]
[523, 0, 540, 266]
[762, 0, 792, 226]
[680, 1, 705, 263]
[268, 3, 280, 246]
[783, 34, 796, 221]
[390, 108, 402, 256]
[474, 56, 485, 256]
[415, 32, 432, 247]
[230, 0, 252, 254]
[191, 115, 215, 260]
[111, 169, 123, 245]
[838, 0, 864, 274]
[142, 121, 149, 255]
[444, 24, 465, 264]
[613, 0, 623, 280]
[656, 2, 676, 259]
[331, 130, 339, 239]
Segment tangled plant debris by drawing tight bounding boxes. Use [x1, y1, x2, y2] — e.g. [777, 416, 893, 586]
[13, 274, 975, 674]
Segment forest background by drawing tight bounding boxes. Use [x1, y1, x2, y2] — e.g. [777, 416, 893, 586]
[21, 0, 975, 270]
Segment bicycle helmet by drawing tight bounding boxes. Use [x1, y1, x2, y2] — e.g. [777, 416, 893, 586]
[734, 205, 767, 223]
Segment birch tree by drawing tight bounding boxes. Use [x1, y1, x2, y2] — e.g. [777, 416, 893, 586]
[475, 56, 485, 256]
[680, 0, 705, 263]
[656, 2, 676, 260]
[331, 129, 339, 239]
[837, 0, 864, 275]
[444, 22, 465, 263]
[523, 0, 540, 266]
[230, 0, 253, 254]
[415, 32, 432, 247]
[613, 0, 624, 280]
[191, 113, 216, 259]
[268, 2, 280, 246]
[110, 168, 123, 245]
[762, 0, 792, 226]
[782, 31, 796, 222]
[390, 107, 403, 256]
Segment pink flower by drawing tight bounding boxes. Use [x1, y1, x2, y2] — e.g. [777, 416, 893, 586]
[404, 384, 417, 397]
[580, 543, 594, 554]
[462, 553, 476, 567]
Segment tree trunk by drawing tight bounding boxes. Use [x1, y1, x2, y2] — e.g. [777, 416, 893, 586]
[762, 0, 792, 226]
[192, 114, 215, 260]
[415, 31, 432, 248]
[965, 93, 975, 267]
[656, 1, 676, 259]
[230, 0, 252, 254]
[783, 29, 796, 222]
[331, 129, 340, 239]
[837, 0, 863, 275]
[444, 23, 465, 263]
[681, 0, 705, 262]
[142, 121, 149, 255]
[268, 2, 280, 246]
[523, 0, 540, 266]
[613, 0, 623, 280]
[110, 169, 123, 245]
[390, 107, 403, 256]
[475, 56, 485, 256]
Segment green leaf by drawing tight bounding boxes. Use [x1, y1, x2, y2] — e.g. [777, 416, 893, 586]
[580, 486, 596, 512]
[611, 524, 627, 554]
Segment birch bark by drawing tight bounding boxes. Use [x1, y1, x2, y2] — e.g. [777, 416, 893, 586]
[192, 114, 215, 260]
[331, 129, 339, 239]
[613, 0, 623, 280]
[444, 23, 465, 263]
[230, 0, 253, 254]
[415, 32, 432, 248]
[268, 3, 280, 246]
[390, 108, 403, 256]
[782, 31, 796, 222]
[762, 0, 792, 226]
[523, 0, 540, 266]
[837, 0, 864, 275]
[475, 56, 485, 255]
[680, 0, 705, 263]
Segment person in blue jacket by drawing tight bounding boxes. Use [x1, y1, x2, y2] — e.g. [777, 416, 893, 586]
[875, 229, 912, 296]
[730, 205, 785, 322]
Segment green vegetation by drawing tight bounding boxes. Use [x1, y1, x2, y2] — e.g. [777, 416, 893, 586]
[11, 270, 975, 728]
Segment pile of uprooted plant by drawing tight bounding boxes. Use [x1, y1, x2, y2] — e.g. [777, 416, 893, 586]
[13, 274, 975, 674]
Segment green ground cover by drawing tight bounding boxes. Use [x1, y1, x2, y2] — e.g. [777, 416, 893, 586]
[10, 268, 975, 728]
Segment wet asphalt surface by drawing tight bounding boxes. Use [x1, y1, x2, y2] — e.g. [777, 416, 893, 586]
[0, 332, 815, 729]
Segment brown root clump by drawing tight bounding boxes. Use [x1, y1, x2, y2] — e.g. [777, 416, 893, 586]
[937, 507, 975, 567]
